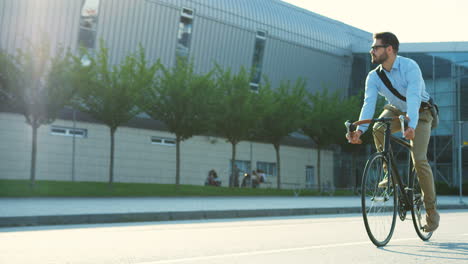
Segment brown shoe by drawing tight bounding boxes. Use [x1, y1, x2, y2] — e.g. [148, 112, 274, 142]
[378, 177, 388, 188]
[378, 171, 389, 188]
[378, 164, 389, 188]
[423, 209, 440, 232]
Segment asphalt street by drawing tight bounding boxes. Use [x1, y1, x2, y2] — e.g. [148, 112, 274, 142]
[1, 210, 467, 264]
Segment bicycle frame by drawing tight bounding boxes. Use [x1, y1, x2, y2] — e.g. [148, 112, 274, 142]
[348, 116, 414, 212]
[346, 115, 433, 246]
[386, 131, 414, 212]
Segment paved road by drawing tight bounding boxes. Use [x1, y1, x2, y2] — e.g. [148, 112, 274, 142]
[1, 210, 467, 264]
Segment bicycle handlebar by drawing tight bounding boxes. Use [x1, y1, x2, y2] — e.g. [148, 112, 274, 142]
[344, 115, 409, 140]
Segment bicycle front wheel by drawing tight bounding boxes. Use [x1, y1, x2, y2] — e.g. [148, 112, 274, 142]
[361, 153, 397, 247]
[410, 169, 433, 241]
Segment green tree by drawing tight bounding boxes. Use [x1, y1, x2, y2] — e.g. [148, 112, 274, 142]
[73, 43, 157, 185]
[0, 41, 78, 187]
[213, 67, 260, 187]
[254, 79, 308, 189]
[142, 58, 216, 186]
[0, 51, 16, 104]
[302, 88, 357, 192]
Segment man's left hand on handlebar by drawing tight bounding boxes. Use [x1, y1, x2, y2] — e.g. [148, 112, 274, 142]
[346, 130, 363, 144]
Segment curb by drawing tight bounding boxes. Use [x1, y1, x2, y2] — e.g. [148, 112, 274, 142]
[1, 204, 466, 228]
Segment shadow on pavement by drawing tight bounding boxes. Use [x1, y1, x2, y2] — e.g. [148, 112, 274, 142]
[381, 242, 468, 261]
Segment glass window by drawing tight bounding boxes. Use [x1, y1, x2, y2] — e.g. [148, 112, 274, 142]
[151, 138, 162, 144]
[461, 77, 468, 121]
[78, 0, 100, 49]
[164, 139, 176, 145]
[50, 126, 87, 138]
[256, 161, 277, 177]
[249, 82, 259, 92]
[176, 8, 194, 58]
[305, 166, 315, 189]
[182, 8, 193, 17]
[350, 53, 369, 96]
[230, 160, 251, 175]
[250, 31, 267, 87]
[69, 130, 85, 136]
[151, 137, 176, 146]
[51, 128, 66, 134]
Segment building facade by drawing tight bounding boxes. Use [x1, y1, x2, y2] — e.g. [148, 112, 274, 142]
[0, 0, 371, 188]
[1, 0, 466, 188]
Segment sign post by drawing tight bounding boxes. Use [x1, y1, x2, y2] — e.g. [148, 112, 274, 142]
[459, 121, 466, 204]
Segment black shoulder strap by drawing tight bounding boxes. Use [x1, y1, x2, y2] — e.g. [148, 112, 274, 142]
[376, 65, 406, 102]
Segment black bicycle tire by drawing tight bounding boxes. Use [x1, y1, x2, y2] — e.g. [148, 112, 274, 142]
[361, 152, 397, 247]
[410, 169, 433, 241]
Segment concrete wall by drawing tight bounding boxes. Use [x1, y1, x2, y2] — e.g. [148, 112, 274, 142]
[0, 112, 334, 188]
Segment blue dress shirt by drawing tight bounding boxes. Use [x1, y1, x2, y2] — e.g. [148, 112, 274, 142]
[357, 55, 430, 132]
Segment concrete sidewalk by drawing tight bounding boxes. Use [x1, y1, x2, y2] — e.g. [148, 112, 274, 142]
[0, 196, 466, 227]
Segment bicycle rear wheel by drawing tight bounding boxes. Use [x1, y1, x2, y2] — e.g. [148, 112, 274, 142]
[361, 153, 397, 247]
[410, 170, 433, 241]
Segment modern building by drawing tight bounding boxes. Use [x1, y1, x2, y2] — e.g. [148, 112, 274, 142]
[0, 0, 466, 188]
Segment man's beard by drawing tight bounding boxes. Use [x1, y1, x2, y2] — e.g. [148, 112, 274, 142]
[371, 52, 388, 64]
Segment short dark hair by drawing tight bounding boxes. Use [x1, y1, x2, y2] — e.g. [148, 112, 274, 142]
[373, 32, 399, 53]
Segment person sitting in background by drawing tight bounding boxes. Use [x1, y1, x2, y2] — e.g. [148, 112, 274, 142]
[257, 169, 266, 183]
[241, 172, 251, 187]
[252, 169, 267, 188]
[205, 169, 221, 186]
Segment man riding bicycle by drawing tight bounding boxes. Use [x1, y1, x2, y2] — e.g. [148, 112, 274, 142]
[346, 32, 440, 233]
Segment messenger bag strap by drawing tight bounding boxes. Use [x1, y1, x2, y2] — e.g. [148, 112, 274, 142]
[376, 65, 407, 102]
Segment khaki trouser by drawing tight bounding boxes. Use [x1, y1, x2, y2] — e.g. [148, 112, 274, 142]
[373, 105, 437, 210]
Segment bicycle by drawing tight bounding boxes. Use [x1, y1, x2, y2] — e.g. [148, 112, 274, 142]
[345, 115, 432, 247]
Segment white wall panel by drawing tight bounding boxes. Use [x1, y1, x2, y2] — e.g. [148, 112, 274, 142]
[0, 113, 329, 188]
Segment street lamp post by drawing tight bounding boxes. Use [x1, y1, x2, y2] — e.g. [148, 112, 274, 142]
[459, 121, 465, 204]
[72, 109, 76, 182]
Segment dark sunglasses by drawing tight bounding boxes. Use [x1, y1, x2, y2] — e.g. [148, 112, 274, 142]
[370, 44, 389, 52]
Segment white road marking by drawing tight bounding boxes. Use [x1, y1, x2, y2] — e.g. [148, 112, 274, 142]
[139, 237, 419, 264]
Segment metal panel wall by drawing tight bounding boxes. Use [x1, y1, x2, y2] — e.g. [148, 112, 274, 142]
[190, 16, 254, 74]
[263, 36, 353, 94]
[0, 0, 81, 54]
[154, 0, 371, 56]
[0, 0, 366, 86]
[97, 0, 179, 66]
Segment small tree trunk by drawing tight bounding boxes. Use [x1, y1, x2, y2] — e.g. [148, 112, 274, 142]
[30, 123, 39, 188]
[230, 142, 237, 187]
[274, 143, 281, 190]
[317, 147, 321, 193]
[176, 136, 181, 187]
[109, 127, 116, 186]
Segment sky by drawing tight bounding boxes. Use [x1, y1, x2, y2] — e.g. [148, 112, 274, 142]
[281, 0, 468, 43]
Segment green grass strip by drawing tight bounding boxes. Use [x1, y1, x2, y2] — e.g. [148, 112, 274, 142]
[0, 179, 355, 197]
